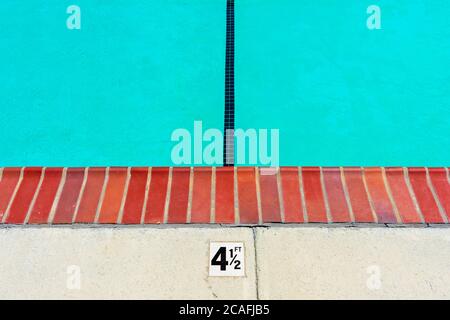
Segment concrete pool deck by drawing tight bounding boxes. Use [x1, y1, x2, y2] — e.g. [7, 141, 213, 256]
[1, 166, 449, 299]
[1, 225, 450, 299]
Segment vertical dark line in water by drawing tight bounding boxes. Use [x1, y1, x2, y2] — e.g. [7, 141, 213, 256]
[223, 0, 235, 166]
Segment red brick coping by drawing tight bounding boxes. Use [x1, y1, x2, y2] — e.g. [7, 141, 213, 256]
[0, 167, 448, 225]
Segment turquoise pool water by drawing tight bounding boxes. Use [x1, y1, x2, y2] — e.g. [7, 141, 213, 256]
[1, 0, 449, 166]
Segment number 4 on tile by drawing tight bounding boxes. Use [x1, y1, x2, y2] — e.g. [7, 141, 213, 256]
[209, 242, 245, 277]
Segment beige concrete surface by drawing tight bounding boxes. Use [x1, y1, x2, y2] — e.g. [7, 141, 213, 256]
[0, 227, 256, 299]
[256, 227, 450, 299]
[1, 226, 450, 299]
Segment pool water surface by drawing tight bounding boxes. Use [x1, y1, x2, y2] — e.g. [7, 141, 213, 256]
[0, 0, 449, 166]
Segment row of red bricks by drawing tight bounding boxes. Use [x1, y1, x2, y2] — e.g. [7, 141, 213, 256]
[0, 167, 449, 225]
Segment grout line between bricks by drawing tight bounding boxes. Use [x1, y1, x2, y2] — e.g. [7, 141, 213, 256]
[340, 167, 355, 223]
[117, 167, 131, 224]
[47, 168, 67, 224]
[72, 167, 88, 223]
[426, 168, 448, 223]
[361, 167, 379, 223]
[24, 167, 46, 224]
[403, 167, 425, 223]
[140, 167, 152, 224]
[186, 167, 194, 224]
[382, 167, 402, 223]
[163, 167, 173, 224]
[94, 167, 109, 224]
[298, 167, 308, 223]
[319, 167, 332, 223]
[2, 167, 25, 223]
[276, 168, 285, 223]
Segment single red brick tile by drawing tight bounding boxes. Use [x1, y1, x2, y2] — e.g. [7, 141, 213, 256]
[322, 168, 351, 222]
[0, 168, 21, 221]
[363, 168, 397, 223]
[259, 169, 281, 223]
[301, 167, 327, 223]
[280, 167, 303, 223]
[121, 168, 148, 224]
[428, 168, 450, 220]
[144, 167, 169, 223]
[6, 168, 43, 224]
[167, 168, 190, 223]
[191, 168, 212, 223]
[28, 168, 63, 224]
[385, 168, 422, 223]
[408, 168, 444, 223]
[215, 167, 235, 224]
[74, 168, 106, 223]
[53, 168, 85, 224]
[342, 168, 374, 222]
[237, 167, 259, 224]
[98, 168, 128, 224]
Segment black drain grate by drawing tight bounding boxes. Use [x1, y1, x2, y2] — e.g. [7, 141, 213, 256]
[223, 0, 235, 166]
